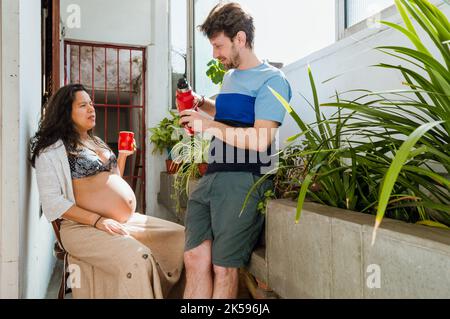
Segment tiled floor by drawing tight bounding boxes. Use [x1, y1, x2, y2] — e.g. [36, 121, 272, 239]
[45, 260, 72, 299]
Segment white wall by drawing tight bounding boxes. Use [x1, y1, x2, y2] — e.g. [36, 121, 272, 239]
[0, 0, 54, 298]
[60, 0, 152, 46]
[19, 0, 56, 299]
[60, 0, 173, 218]
[146, 0, 174, 219]
[0, 0, 3, 296]
[0, 0, 21, 298]
[280, 1, 450, 146]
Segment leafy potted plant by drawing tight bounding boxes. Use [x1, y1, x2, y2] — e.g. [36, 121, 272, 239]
[206, 59, 226, 85]
[149, 111, 183, 174]
[239, 0, 449, 299]
[169, 135, 211, 210]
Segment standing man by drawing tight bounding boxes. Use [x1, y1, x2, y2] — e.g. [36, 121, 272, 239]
[180, 2, 292, 299]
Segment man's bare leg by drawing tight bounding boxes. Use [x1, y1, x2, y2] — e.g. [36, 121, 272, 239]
[212, 265, 239, 299]
[183, 240, 213, 299]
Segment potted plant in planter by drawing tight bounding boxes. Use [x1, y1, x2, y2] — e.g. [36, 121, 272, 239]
[169, 135, 211, 211]
[169, 136, 200, 213]
[149, 112, 183, 174]
[206, 59, 226, 85]
[251, 0, 450, 234]
[239, 0, 449, 300]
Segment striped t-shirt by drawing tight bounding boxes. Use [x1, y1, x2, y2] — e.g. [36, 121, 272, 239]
[207, 62, 292, 175]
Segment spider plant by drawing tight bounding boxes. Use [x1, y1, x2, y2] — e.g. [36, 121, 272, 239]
[170, 135, 211, 213]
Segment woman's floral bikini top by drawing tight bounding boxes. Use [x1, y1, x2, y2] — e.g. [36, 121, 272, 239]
[68, 147, 117, 179]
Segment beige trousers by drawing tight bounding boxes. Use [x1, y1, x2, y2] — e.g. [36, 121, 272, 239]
[60, 213, 185, 299]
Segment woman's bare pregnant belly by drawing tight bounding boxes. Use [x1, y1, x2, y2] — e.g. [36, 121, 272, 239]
[73, 172, 136, 222]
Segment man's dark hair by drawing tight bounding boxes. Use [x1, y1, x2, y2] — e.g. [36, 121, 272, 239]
[199, 2, 255, 49]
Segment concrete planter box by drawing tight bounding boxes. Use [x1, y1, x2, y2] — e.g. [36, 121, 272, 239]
[157, 172, 188, 224]
[157, 173, 201, 225]
[160, 174, 450, 298]
[264, 199, 450, 299]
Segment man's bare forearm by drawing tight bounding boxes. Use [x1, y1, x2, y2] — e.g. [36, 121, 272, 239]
[199, 97, 216, 117]
[204, 122, 274, 152]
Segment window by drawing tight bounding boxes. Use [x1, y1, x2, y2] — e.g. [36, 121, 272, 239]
[191, 0, 336, 98]
[170, 0, 189, 109]
[337, 0, 397, 39]
[192, 0, 221, 99]
[345, 0, 394, 28]
[41, 0, 60, 108]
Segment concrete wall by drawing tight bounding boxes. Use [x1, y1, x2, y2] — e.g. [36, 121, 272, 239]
[60, 0, 152, 46]
[0, 0, 55, 298]
[266, 200, 450, 298]
[0, 0, 21, 298]
[19, 0, 56, 299]
[146, 0, 174, 219]
[280, 1, 450, 146]
[59, 0, 173, 219]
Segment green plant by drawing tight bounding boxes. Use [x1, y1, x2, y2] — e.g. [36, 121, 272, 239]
[321, 0, 450, 242]
[170, 136, 211, 212]
[243, 0, 449, 245]
[257, 190, 276, 214]
[206, 59, 226, 85]
[268, 72, 419, 224]
[148, 112, 182, 156]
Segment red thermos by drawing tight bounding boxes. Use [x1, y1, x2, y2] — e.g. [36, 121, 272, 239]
[176, 78, 195, 136]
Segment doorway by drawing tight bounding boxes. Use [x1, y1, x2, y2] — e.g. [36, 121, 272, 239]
[64, 41, 147, 213]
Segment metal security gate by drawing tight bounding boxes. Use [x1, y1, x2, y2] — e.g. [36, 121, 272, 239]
[64, 41, 146, 213]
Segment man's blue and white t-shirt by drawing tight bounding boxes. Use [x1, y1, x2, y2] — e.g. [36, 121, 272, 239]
[207, 62, 292, 175]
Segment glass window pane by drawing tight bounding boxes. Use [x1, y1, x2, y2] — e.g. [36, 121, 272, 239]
[193, 0, 336, 98]
[346, 0, 394, 27]
[194, 0, 221, 98]
[171, 0, 188, 108]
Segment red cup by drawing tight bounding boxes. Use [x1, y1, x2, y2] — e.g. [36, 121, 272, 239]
[118, 131, 135, 155]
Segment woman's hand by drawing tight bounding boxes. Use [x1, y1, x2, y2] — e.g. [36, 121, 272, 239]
[118, 138, 137, 158]
[95, 217, 130, 236]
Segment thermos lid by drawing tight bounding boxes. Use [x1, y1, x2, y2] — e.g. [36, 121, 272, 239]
[177, 77, 190, 90]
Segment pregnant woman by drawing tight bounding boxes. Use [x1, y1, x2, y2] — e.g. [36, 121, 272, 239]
[31, 84, 184, 299]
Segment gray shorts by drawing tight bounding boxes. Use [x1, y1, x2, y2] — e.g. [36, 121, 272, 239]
[184, 172, 272, 268]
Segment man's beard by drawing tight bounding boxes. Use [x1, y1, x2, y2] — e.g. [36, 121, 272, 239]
[221, 46, 241, 70]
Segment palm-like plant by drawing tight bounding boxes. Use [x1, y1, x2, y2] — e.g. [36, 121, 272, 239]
[259, 0, 449, 243]
[321, 0, 450, 242]
[268, 70, 417, 224]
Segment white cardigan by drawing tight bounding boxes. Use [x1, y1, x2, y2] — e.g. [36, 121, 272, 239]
[35, 140, 75, 222]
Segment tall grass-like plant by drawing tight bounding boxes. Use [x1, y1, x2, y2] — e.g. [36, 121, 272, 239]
[322, 0, 450, 243]
[265, 69, 417, 224]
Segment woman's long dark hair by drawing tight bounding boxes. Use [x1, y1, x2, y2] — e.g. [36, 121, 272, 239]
[30, 84, 106, 167]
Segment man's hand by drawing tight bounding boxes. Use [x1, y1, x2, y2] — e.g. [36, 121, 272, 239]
[179, 110, 214, 133]
[95, 217, 130, 236]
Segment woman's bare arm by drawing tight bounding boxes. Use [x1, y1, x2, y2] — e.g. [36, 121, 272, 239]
[116, 153, 128, 177]
[115, 139, 136, 177]
[62, 205, 129, 235]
